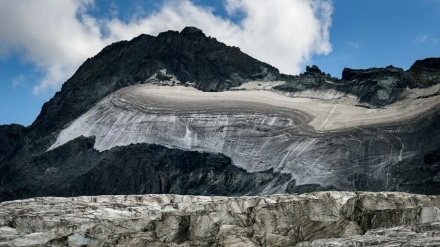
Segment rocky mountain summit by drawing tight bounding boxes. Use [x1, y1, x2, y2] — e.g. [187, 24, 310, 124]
[31, 26, 280, 137]
[1, 192, 440, 246]
[0, 27, 439, 202]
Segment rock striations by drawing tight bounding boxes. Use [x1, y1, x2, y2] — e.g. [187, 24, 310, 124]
[1, 192, 440, 246]
[0, 27, 439, 202]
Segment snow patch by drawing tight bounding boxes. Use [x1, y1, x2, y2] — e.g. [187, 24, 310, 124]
[231, 81, 286, 90]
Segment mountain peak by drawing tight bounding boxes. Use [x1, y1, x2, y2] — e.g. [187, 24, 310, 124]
[180, 26, 204, 35]
[30, 26, 280, 136]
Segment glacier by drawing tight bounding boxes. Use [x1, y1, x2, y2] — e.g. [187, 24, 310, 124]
[48, 84, 440, 192]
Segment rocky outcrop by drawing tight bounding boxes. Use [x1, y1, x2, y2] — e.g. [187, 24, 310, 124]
[1, 192, 440, 246]
[407, 57, 440, 88]
[274, 65, 334, 93]
[276, 59, 440, 107]
[339, 65, 406, 106]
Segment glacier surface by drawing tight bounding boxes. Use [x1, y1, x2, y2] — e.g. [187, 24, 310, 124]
[48, 84, 440, 191]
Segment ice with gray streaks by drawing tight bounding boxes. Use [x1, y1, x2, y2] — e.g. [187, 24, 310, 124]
[48, 84, 438, 191]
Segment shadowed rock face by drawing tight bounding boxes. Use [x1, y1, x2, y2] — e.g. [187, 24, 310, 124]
[340, 66, 406, 106]
[1, 192, 440, 246]
[0, 136, 290, 202]
[0, 124, 26, 163]
[0, 27, 439, 202]
[408, 57, 440, 88]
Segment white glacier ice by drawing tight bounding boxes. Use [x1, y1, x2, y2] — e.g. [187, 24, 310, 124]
[48, 84, 440, 189]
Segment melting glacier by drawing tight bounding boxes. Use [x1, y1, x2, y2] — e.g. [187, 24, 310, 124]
[48, 84, 437, 191]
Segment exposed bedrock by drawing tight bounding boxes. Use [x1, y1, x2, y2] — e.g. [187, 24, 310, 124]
[277, 58, 440, 107]
[0, 136, 290, 202]
[1, 192, 440, 246]
[339, 66, 406, 106]
[277, 65, 408, 107]
[0, 124, 26, 163]
[407, 57, 440, 88]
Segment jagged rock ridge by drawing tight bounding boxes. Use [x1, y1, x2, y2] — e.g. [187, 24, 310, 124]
[276, 60, 440, 107]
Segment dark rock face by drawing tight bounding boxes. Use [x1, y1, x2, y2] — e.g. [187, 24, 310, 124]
[276, 60, 440, 106]
[341, 66, 404, 82]
[407, 57, 440, 88]
[306, 65, 323, 74]
[0, 124, 26, 163]
[0, 136, 290, 202]
[274, 66, 329, 92]
[338, 66, 406, 106]
[276, 64, 409, 106]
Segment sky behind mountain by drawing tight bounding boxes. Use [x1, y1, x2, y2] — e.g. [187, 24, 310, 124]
[0, 0, 439, 125]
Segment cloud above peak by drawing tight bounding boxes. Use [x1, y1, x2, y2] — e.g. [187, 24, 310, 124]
[0, 0, 333, 94]
[0, 0, 109, 94]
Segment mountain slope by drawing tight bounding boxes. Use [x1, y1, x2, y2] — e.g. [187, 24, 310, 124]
[30, 26, 280, 138]
[45, 84, 440, 194]
[0, 27, 439, 202]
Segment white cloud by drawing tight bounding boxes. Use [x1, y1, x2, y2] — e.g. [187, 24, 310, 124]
[415, 34, 439, 45]
[346, 40, 363, 49]
[416, 34, 429, 43]
[0, 0, 111, 94]
[12, 74, 27, 89]
[0, 0, 333, 95]
[107, 0, 333, 74]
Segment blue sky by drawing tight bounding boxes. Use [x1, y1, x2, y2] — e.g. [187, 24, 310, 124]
[315, 0, 440, 76]
[0, 0, 439, 126]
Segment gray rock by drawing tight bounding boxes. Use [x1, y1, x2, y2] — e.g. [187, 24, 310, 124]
[0, 137, 291, 202]
[0, 124, 26, 163]
[407, 57, 440, 88]
[1, 192, 440, 246]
